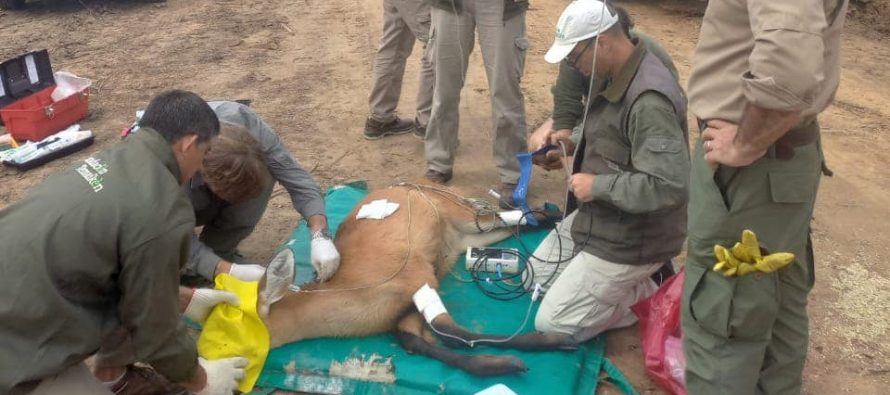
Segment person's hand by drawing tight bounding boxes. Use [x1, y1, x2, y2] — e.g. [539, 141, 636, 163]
[195, 357, 248, 395]
[310, 230, 340, 282]
[702, 120, 764, 168]
[570, 173, 596, 203]
[533, 150, 566, 170]
[547, 129, 575, 156]
[183, 288, 239, 323]
[532, 129, 574, 171]
[228, 264, 266, 282]
[527, 121, 555, 151]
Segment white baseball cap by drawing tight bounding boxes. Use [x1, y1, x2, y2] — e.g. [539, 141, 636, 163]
[544, 0, 619, 64]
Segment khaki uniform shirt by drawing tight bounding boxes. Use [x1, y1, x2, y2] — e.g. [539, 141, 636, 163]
[688, 0, 848, 124]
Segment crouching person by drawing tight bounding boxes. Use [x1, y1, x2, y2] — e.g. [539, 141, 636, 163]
[184, 101, 340, 284]
[0, 90, 246, 395]
[529, 1, 690, 342]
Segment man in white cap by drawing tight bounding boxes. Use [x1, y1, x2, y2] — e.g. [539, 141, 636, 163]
[528, 22, 678, 171]
[527, 0, 690, 342]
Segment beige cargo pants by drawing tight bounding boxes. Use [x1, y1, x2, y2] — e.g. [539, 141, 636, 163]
[529, 212, 663, 342]
[425, 0, 528, 183]
[368, 0, 434, 128]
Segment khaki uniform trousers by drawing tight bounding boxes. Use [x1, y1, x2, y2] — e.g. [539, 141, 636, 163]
[368, 0, 434, 128]
[425, 0, 528, 183]
[682, 123, 823, 395]
[530, 211, 662, 342]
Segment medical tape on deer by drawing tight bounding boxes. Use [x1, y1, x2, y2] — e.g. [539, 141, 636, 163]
[412, 283, 448, 323]
[497, 210, 527, 226]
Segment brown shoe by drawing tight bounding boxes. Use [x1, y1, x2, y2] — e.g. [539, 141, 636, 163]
[424, 169, 453, 184]
[363, 117, 414, 140]
[499, 183, 518, 209]
[109, 365, 188, 395]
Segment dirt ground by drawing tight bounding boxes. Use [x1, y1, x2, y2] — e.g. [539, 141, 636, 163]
[2, 0, 889, 393]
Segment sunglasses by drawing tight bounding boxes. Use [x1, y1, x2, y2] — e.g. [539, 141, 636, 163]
[564, 39, 593, 71]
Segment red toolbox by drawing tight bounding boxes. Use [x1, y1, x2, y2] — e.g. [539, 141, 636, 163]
[0, 50, 90, 142]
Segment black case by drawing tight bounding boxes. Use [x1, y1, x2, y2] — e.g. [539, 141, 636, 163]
[0, 50, 56, 119]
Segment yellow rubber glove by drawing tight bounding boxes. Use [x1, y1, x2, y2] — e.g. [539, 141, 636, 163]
[712, 230, 795, 277]
[713, 245, 740, 277]
[730, 230, 762, 262]
[754, 252, 795, 273]
[197, 273, 270, 393]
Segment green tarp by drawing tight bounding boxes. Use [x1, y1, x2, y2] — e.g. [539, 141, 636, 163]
[253, 182, 636, 395]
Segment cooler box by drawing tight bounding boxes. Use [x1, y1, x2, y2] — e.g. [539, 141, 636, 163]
[0, 50, 90, 142]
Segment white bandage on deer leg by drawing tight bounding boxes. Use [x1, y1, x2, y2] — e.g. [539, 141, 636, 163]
[497, 210, 527, 226]
[412, 283, 448, 324]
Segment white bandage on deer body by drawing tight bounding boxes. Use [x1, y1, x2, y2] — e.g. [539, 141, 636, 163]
[356, 199, 400, 220]
[412, 283, 448, 324]
[497, 210, 527, 226]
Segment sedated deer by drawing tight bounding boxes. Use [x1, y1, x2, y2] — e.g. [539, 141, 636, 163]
[256, 184, 577, 376]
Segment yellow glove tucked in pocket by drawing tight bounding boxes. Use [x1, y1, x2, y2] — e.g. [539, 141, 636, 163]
[712, 230, 795, 277]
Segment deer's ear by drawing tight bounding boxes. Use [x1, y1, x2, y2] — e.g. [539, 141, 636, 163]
[258, 248, 296, 319]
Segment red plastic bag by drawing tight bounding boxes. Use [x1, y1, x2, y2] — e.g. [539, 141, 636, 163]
[631, 268, 687, 395]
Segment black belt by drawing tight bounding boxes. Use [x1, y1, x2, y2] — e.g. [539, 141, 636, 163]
[769, 120, 819, 161]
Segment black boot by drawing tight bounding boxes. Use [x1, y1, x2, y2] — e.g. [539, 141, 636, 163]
[363, 117, 414, 140]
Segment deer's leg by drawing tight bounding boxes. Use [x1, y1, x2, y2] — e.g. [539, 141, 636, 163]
[395, 312, 528, 376]
[428, 314, 578, 352]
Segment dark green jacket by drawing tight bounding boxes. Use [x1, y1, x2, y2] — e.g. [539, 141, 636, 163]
[431, 0, 529, 20]
[0, 128, 198, 392]
[551, 30, 679, 132]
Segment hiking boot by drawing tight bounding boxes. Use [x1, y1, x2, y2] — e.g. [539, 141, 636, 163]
[109, 365, 188, 395]
[499, 183, 518, 209]
[363, 117, 414, 140]
[424, 169, 453, 184]
[413, 118, 426, 140]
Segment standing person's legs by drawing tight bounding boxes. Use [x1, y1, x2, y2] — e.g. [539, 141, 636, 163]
[535, 250, 661, 343]
[367, 0, 418, 127]
[397, 0, 435, 132]
[475, 2, 528, 184]
[199, 181, 274, 264]
[682, 134, 821, 395]
[31, 364, 113, 395]
[425, 5, 475, 179]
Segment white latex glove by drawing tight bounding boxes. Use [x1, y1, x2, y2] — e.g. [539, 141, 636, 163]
[310, 230, 340, 282]
[196, 357, 248, 395]
[228, 264, 266, 282]
[183, 289, 239, 323]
